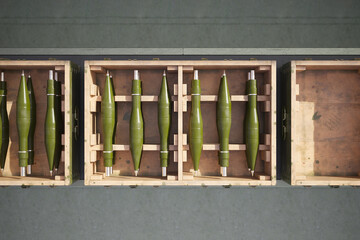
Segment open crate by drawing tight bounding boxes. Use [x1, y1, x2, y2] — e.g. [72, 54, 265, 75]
[0, 60, 80, 186]
[282, 60, 360, 186]
[84, 60, 276, 186]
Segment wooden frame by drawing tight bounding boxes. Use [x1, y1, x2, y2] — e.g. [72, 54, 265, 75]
[0, 61, 80, 186]
[282, 60, 360, 186]
[84, 60, 276, 186]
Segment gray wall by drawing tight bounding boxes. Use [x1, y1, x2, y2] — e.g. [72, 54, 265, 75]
[1, 1, 360, 240]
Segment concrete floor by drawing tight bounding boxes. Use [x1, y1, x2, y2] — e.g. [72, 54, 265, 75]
[1, 1, 360, 239]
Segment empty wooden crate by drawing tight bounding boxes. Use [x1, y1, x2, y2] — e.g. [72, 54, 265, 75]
[84, 60, 276, 186]
[0, 60, 80, 186]
[281, 60, 360, 186]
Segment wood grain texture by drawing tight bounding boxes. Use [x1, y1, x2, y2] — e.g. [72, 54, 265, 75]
[289, 61, 360, 185]
[0, 60, 75, 186]
[85, 60, 276, 185]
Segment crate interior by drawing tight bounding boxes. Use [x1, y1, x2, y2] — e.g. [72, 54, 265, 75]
[93, 68, 178, 178]
[0, 66, 65, 181]
[182, 68, 272, 179]
[295, 66, 360, 181]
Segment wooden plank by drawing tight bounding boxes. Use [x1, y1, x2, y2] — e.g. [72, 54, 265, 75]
[91, 144, 177, 151]
[182, 144, 269, 151]
[178, 66, 183, 181]
[184, 95, 270, 101]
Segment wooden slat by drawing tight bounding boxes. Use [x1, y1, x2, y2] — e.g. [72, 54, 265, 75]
[177, 66, 183, 181]
[184, 95, 270, 101]
[90, 144, 177, 151]
[181, 144, 269, 151]
[92, 95, 158, 102]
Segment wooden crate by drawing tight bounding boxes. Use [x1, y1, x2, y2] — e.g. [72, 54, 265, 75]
[0, 61, 80, 186]
[85, 60, 276, 186]
[281, 60, 360, 186]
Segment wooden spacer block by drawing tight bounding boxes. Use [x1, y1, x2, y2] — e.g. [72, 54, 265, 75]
[61, 101, 65, 112]
[261, 151, 271, 162]
[90, 151, 97, 163]
[167, 175, 177, 181]
[90, 66, 106, 73]
[61, 134, 65, 145]
[183, 66, 194, 73]
[256, 175, 270, 181]
[91, 133, 100, 145]
[264, 84, 271, 96]
[173, 100, 187, 112]
[61, 151, 65, 163]
[261, 134, 271, 145]
[296, 66, 306, 72]
[295, 84, 300, 96]
[262, 101, 271, 112]
[90, 84, 99, 96]
[173, 151, 187, 163]
[167, 66, 178, 72]
[189, 169, 202, 176]
[174, 134, 187, 145]
[55, 175, 65, 181]
[61, 84, 65, 95]
[90, 100, 97, 112]
[174, 84, 187, 96]
[90, 173, 105, 180]
[183, 172, 194, 180]
[296, 175, 307, 180]
[54, 65, 65, 71]
[255, 66, 271, 72]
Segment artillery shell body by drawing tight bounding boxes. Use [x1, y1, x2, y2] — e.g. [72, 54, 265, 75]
[53, 73, 62, 170]
[158, 73, 171, 168]
[45, 71, 60, 173]
[16, 72, 31, 170]
[101, 73, 116, 169]
[0, 75, 9, 170]
[244, 71, 259, 174]
[27, 76, 36, 167]
[216, 73, 231, 168]
[189, 71, 203, 172]
[130, 71, 143, 174]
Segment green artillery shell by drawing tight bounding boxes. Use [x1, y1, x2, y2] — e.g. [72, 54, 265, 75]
[45, 70, 59, 176]
[216, 72, 231, 176]
[130, 70, 143, 176]
[53, 72, 62, 171]
[101, 71, 116, 176]
[110, 75, 117, 146]
[0, 72, 9, 172]
[16, 71, 31, 176]
[158, 71, 171, 176]
[244, 70, 259, 176]
[189, 70, 203, 174]
[27, 75, 36, 174]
